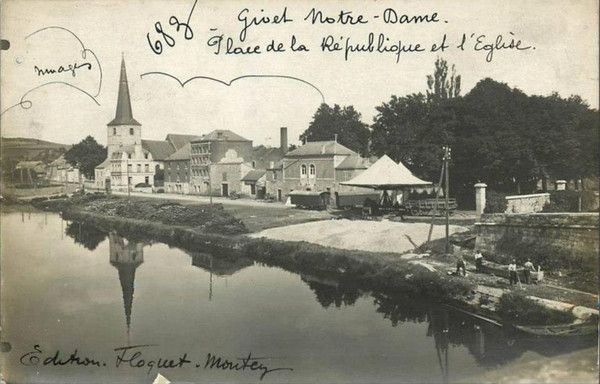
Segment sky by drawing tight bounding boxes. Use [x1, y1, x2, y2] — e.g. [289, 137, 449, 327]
[1, 0, 598, 147]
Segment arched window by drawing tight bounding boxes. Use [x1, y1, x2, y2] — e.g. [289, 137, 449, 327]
[301, 164, 307, 177]
[309, 164, 316, 177]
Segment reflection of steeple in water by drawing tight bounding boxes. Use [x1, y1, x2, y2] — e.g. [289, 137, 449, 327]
[109, 232, 144, 343]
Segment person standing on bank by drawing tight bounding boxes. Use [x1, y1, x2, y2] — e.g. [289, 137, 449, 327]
[456, 255, 467, 277]
[508, 259, 518, 286]
[474, 250, 483, 272]
[523, 259, 535, 284]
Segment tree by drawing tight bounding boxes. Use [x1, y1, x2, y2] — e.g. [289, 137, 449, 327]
[371, 73, 599, 208]
[64, 136, 107, 180]
[427, 57, 461, 102]
[370, 93, 441, 178]
[300, 103, 370, 155]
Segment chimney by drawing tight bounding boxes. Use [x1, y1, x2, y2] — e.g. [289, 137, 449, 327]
[280, 127, 288, 153]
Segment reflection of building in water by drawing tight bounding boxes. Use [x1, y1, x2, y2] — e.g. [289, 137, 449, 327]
[301, 273, 364, 309]
[189, 252, 252, 276]
[189, 251, 252, 301]
[65, 221, 107, 251]
[109, 232, 144, 340]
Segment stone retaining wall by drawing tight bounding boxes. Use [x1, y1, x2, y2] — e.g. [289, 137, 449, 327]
[475, 213, 599, 270]
[505, 193, 550, 213]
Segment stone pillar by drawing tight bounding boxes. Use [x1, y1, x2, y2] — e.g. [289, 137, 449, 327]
[475, 183, 487, 220]
[556, 180, 567, 191]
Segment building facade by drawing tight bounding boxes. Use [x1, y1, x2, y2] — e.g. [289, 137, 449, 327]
[164, 143, 192, 194]
[189, 130, 253, 196]
[265, 140, 369, 202]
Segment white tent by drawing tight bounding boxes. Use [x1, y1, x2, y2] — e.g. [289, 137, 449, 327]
[340, 155, 431, 189]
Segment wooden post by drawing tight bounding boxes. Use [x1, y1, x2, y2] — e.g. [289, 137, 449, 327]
[427, 160, 446, 243]
[444, 146, 451, 255]
[126, 157, 131, 201]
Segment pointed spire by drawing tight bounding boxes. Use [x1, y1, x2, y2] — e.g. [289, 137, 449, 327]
[108, 55, 141, 126]
[109, 233, 143, 342]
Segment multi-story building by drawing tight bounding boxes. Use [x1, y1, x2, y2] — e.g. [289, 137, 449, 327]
[189, 130, 253, 196]
[265, 140, 369, 202]
[164, 143, 192, 194]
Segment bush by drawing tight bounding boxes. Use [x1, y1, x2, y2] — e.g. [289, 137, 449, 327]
[542, 190, 580, 212]
[484, 190, 507, 213]
[496, 292, 575, 325]
[581, 190, 599, 211]
[134, 182, 152, 188]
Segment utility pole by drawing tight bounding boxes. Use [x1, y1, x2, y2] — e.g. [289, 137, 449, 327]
[443, 146, 451, 255]
[126, 157, 131, 201]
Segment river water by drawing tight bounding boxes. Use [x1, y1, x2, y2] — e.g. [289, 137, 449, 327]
[1, 211, 593, 383]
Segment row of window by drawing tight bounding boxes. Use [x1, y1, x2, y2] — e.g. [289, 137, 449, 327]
[300, 164, 316, 177]
[112, 163, 151, 173]
[191, 156, 210, 165]
[111, 176, 150, 184]
[124, 153, 149, 160]
[167, 184, 209, 193]
[191, 145, 210, 154]
[122, 164, 151, 173]
[113, 127, 136, 136]
[166, 162, 187, 170]
[191, 169, 209, 177]
[167, 184, 184, 192]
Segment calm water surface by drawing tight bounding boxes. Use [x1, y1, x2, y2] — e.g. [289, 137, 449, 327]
[1, 212, 592, 383]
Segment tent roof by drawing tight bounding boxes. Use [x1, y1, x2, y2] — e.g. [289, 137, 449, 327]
[340, 155, 431, 189]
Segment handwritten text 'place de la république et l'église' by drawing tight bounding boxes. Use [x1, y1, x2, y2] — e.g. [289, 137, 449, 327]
[146, 4, 534, 63]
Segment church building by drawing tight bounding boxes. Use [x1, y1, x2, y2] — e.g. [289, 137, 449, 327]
[94, 57, 195, 191]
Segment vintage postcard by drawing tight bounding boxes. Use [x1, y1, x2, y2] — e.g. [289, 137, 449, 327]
[0, 0, 598, 383]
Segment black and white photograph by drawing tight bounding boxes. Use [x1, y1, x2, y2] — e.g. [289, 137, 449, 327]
[0, 1, 598, 383]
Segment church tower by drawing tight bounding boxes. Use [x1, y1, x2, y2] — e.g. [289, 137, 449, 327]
[107, 56, 142, 157]
[109, 232, 144, 343]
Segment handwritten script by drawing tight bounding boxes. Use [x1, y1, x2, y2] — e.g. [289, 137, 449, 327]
[20, 344, 293, 381]
[146, 3, 534, 63]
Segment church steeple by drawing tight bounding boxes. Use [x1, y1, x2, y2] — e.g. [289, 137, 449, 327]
[109, 233, 144, 344]
[108, 55, 141, 126]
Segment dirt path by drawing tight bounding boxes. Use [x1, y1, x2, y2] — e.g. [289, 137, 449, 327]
[251, 219, 469, 253]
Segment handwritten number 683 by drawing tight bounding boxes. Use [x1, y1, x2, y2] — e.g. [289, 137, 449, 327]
[147, 16, 193, 55]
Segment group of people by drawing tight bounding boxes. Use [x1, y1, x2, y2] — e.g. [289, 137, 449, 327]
[508, 258, 536, 285]
[455, 250, 537, 286]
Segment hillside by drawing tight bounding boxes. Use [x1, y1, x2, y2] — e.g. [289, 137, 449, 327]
[1, 137, 71, 164]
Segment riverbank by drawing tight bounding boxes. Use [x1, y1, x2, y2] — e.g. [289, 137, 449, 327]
[475, 346, 598, 383]
[21, 194, 598, 331]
